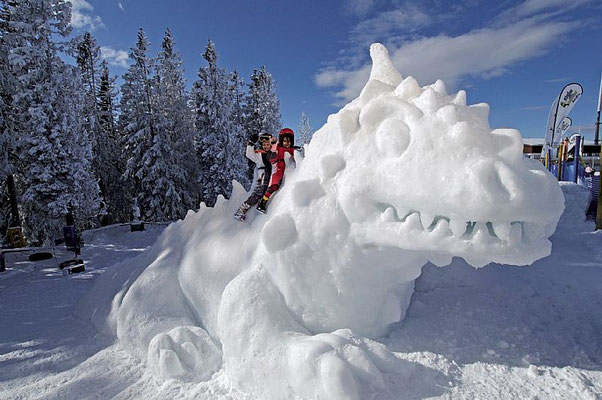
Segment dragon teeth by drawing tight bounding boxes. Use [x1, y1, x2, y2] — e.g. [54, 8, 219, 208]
[509, 222, 522, 243]
[420, 212, 435, 230]
[471, 222, 491, 244]
[404, 212, 422, 230]
[492, 221, 511, 241]
[381, 207, 398, 222]
[449, 219, 466, 237]
[430, 218, 449, 239]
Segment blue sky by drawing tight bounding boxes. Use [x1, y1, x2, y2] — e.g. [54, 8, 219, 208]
[69, 0, 602, 140]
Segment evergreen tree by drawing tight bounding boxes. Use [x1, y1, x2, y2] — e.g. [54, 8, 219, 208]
[4, 0, 100, 243]
[0, 0, 19, 234]
[0, 1, 11, 182]
[61, 66, 103, 230]
[120, 28, 157, 220]
[297, 112, 313, 147]
[229, 70, 250, 189]
[192, 39, 235, 206]
[75, 32, 101, 126]
[75, 32, 128, 224]
[96, 60, 129, 224]
[147, 28, 198, 219]
[244, 66, 281, 140]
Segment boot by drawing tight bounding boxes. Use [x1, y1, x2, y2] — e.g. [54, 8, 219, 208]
[234, 202, 251, 221]
[256, 196, 269, 214]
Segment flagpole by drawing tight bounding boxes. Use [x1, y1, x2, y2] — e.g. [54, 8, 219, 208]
[596, 73, 602, 230]
[595, 73, 602, 145]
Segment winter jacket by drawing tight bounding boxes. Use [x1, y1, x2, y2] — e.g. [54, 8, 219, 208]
[265, 145, 295, 198]
[246, 144, 273, 186]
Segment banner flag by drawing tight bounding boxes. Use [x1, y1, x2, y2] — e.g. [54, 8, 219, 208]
[543, 83, 583, 156]
[559, 116, 572, 136]
[553, 83, 583, 145]
[544, 97, 558, 153]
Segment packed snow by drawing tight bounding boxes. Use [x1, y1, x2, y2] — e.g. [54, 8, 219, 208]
[1, 184, 600, 399]
[2, 43, 599, 399]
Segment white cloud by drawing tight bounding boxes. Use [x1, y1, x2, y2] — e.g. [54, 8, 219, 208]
[344, 0, 378, 17]
[545, 77, 572, 83]
[118, 2, 124, 11]
[316, 18, 576, 104]
[69, 0, 104, 31]
[100, 46, 129, 68]
[523, 105, 549, 111]
[497, 0, 593, 21]
[349, 7, 432, 46]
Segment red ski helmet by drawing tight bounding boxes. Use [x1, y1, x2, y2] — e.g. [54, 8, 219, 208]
[278, 128, 294, 146]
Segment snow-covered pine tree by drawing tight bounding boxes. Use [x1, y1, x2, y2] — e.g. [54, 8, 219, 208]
[243, 66, 281, 184]
[96, 60, 129, 224]
[297, 112, 313, 148]
[146, 28, 198, 220]
[0, 17, 9, 240]
[193, 39, 235, 206]
[4, 0, 100, 244]
[120, 28, 157, 220]
[229, 70, 250, 189]
[75, 32, 101, 130]
[75, 32, 128, 225]
[0, 1, 11, 183]
[244, 65, 281, 140]
[0, 0, 19, 236]
[61, 65, 103, 231]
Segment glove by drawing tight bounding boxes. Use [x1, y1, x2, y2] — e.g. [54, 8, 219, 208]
[249, 133, 258, 143]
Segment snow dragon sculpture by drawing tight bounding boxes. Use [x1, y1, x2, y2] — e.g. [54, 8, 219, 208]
[80, 44, 564, 399]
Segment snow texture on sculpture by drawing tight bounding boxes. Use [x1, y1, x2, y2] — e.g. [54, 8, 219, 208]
[78, 43, 564, 400]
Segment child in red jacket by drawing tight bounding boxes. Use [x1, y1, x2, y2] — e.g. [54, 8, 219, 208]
[256, 128, 295, 213]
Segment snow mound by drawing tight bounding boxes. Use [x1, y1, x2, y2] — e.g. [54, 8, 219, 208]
[79, 43, 564, 399]
[558, 182, 591, 228]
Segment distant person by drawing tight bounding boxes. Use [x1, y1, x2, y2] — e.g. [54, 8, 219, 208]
[256, 128, 296, 213]
[234, 132, 275, 221]
[584, 164, 597, 219]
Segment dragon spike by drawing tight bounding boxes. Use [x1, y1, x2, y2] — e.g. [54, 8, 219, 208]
[369, 43, 402, 87]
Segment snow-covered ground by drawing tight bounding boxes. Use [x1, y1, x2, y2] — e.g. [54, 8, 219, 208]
[0, 183, 600, 399]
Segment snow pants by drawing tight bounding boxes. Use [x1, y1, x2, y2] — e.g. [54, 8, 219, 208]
[245, 172, 270, 206]
[264, 163, 285, 199]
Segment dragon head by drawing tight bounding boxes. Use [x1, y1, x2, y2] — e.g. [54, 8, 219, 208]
[259, 43, 564, 338]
